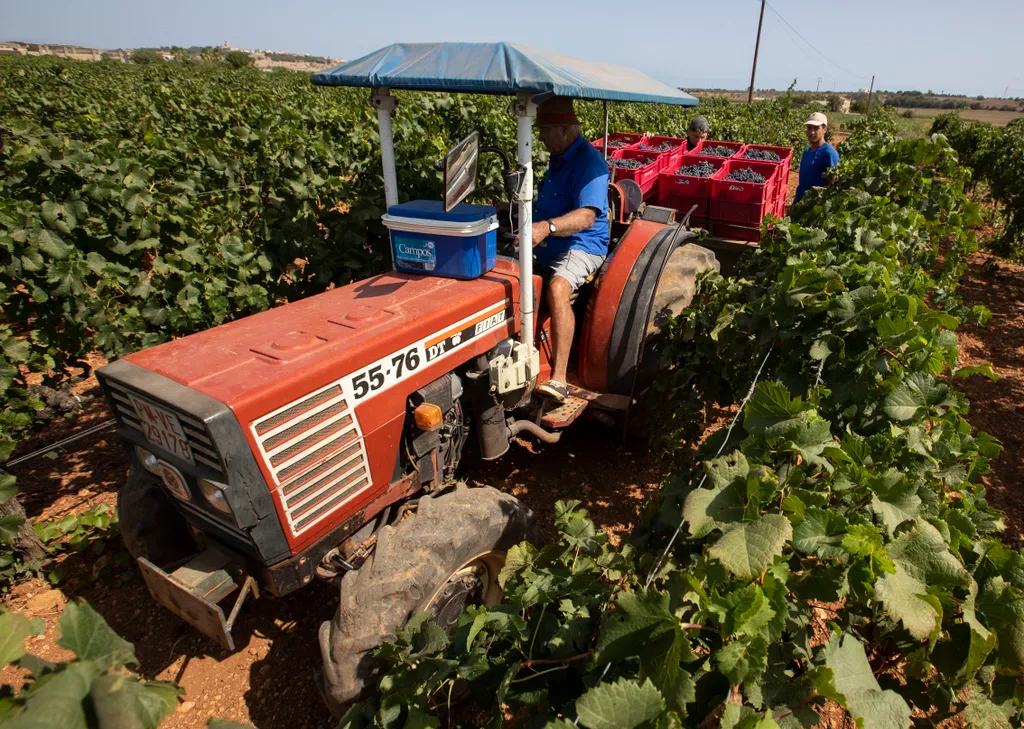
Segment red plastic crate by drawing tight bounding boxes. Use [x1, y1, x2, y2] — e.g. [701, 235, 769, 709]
[608, 149, 661, 198]
[666, 193, 710, 223]
[657, 157, 728, 216]
[709, 219, 765, 243]
[592, 132, 645, 155]
[710, 198, 774, 226]
[636, 136, 687, 171]
[711, 160, 779, 205]
[693, 140, 745, 160]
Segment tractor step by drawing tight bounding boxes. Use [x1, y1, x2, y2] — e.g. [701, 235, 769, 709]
[540, 395, 589, 429]
[565, 384, 631, 412]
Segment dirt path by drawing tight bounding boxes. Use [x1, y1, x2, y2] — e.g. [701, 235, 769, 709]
[2, 252, 1021, 728]
[954, 251, 1024, 547]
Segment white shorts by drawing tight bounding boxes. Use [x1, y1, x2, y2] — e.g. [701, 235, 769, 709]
[543, 249, 606, 291]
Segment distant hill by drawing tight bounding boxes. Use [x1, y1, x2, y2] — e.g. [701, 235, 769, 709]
[0, 41, 342, 72]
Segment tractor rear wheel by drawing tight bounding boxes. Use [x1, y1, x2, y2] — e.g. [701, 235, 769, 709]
[318, 484, 541, 716]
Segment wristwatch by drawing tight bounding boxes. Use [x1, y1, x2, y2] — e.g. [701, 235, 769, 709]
[547, 221, 557, 235]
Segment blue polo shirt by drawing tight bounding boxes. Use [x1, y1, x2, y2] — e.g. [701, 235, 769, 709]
[794, 142, 839, 203]
[534, 134, 610, 267]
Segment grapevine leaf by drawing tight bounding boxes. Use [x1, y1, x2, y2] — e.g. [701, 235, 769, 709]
[870, 484, 922, 537]
[820, 634, 911, 729]
[89, 670, 180, 729]
[0, 473, 17, 504]
[714, 635, 768, 685]
[0, 515, 26, 544]
[744, 382, 813, 437]
[954, 364, 999, 383]
[792, 508, 848, 558]
[57, 600, 137, 668]
[682, 456, 747, 538]
[497, 540, 536, 585]
[709, 514, 792, 579]
[4, 658, 97, 729]
[963, 680, 1014, 729]
[875, 521, 970, 639]
[883, 373, 953, 422]
[574, 677, 665, 729]
[973, 577, 1024, 673]
[32, 228, 70, 259]
[0, 610, 32, 667]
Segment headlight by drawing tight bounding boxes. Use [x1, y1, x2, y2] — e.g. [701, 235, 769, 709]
[135, 446, 162, 475]
[198, 478, 233, 517]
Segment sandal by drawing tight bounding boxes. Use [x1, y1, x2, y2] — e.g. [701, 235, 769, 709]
[537, 379, 568, 403]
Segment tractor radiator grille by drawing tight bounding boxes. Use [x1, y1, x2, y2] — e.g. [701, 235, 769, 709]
[104, 380, 224, 474]
[252, 385, 370, 537]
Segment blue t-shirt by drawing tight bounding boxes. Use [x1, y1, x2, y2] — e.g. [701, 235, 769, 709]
[794, 142, 840, 203]
[534, 134, 610, 267]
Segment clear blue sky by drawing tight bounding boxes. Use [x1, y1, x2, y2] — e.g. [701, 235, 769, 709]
[2, 0, 1021, 97]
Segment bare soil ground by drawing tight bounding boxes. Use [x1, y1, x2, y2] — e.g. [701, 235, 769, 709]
[2, 251, 1022, 728]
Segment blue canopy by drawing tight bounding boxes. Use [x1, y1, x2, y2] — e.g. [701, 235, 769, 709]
[310, 42, 698, 106]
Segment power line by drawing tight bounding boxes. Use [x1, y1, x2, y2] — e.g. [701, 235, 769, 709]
[764, 1, 869, 83]
[768, 11, 822, 71]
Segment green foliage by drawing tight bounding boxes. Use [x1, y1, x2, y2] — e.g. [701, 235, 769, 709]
[0, 600, 182, 728]
[129, 49, 164, 66]
[224, 51, 252, 69]
[930, 112, 1024, 253]
[341, 107, 1024, 728]
[2, 500, 123, 591]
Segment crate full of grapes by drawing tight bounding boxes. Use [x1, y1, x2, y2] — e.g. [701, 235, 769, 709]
[591, 132, 645, 155]
[740, 144, 794, 186]
[635, 136, 687, 171]
[692, 140, 745, 160]
[608, 150, 662, 198]
[657, 158, 727, 220]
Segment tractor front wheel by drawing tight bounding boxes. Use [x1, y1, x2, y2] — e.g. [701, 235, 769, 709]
[117, 466, 196, 566]
[318, 484, 541, 716]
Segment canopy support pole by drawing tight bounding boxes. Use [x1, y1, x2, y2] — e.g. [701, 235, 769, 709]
[602, 101, 609, 162]
[514, 92, 537, 355]
[371, 88, 399, 209]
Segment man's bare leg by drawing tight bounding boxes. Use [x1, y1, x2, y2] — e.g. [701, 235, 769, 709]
[547, 275, 574, 384]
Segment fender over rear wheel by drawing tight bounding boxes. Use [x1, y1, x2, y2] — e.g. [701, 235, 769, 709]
[318, 484, 541, 716]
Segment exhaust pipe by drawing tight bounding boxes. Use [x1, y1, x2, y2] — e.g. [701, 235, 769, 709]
[507, 419, 561, 444]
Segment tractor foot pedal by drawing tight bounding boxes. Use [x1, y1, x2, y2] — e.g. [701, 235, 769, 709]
[540, 395, 589, 429]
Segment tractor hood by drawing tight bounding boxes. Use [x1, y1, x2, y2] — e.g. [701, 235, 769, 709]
[124, 263, 521, 423]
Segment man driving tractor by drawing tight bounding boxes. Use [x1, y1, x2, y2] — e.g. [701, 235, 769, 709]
[526, 97, 610, 402]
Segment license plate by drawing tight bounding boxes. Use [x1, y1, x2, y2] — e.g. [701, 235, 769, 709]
[129, 395, 194, 464]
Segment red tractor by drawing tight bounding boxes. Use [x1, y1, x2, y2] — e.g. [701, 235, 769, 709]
[96, 42, 720, 714]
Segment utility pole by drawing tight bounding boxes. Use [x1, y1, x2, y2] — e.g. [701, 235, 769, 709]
[748, 0, 766, 103]
[865, 74, 875, 114]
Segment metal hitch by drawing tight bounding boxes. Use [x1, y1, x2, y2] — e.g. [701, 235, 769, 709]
[137, 546, 258, 651]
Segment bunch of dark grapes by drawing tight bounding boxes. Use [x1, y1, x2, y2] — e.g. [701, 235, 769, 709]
[742, 148, 781, 162]
[697, 145, 736, 158]
[675, 160, 718, 177]
[725, 167, 767, 184]
[638, 140, 678, 151]
[609, 158, 645, 169]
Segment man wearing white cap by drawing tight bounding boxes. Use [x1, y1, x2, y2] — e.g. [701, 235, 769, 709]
[794, 111, 839, 203]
